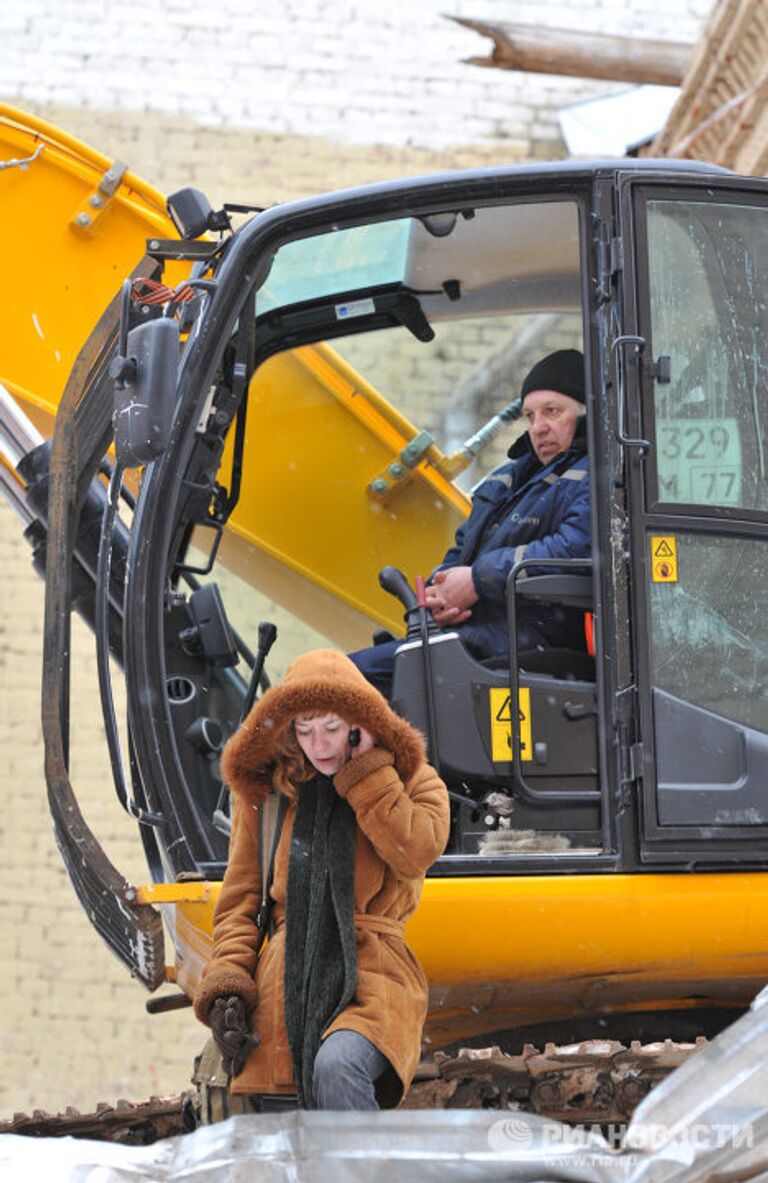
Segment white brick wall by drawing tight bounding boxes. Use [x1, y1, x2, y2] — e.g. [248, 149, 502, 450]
[0, 0, 714, 150]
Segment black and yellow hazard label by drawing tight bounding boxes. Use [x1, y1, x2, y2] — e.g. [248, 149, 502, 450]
[489, 686, 532, 762]
[650, 534, 678, 582]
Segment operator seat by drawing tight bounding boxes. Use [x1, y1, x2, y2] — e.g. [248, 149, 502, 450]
[386, 561, 598, 844]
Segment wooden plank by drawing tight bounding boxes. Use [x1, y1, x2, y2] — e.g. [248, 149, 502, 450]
[451, 17, 693, 86]
[651, 0, 768, 169]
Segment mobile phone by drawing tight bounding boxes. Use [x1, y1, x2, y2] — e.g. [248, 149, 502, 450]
[348, 728, 361, 748]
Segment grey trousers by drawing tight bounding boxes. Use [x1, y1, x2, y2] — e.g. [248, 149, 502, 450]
[312, 1029, 391, 1110]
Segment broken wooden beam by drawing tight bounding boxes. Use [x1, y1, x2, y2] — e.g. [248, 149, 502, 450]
[451, 17, 693, 87]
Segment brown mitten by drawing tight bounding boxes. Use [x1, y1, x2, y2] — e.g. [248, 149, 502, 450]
[209, 994, 261, 1077]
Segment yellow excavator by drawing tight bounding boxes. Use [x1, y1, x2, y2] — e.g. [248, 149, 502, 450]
[3, 102, 768, 1126]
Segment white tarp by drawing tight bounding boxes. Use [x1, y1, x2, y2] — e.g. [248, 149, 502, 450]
[558, 85, 679, 157]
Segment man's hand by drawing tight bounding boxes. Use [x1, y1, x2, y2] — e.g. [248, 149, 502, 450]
[426, 567, 478, 626]
[209, 995, 260, 1077]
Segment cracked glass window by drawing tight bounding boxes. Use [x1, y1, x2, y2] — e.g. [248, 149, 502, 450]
[647, 198, 768, 511]
[649, 531, 768, 733]
[645, 196, 768, 735]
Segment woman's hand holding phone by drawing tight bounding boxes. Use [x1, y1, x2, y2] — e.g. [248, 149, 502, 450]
[347, 725, 374, 759]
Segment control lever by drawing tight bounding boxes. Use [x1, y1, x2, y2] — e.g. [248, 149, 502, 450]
[379, 565, 439, 639]
[414, 575, 440, 768]
[378, 565, 418, 612]
[241, 621, 278, 721]
[378, 566, 440, 771]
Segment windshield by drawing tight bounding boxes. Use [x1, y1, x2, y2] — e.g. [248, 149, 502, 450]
[256, 201, 582, 325]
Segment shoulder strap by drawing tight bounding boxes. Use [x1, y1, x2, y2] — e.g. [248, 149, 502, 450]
[255, 793, 288, 941]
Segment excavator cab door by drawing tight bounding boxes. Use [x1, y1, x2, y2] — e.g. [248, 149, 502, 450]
[618, 172, 768, 864]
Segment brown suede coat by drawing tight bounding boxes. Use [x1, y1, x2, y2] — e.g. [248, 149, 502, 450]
[194, 649, 450, 1103]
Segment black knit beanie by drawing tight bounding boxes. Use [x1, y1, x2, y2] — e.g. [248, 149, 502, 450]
[520, 349, 585, 404]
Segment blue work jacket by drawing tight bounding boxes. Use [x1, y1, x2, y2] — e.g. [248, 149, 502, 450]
[434, 427, 590, 658]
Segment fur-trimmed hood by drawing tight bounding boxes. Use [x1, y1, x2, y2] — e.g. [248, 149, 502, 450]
[220, 648, 427, 805]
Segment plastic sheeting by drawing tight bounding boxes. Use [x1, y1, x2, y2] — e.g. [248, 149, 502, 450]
[557, 85, 679, 157]
[3, 987, 768, 1183]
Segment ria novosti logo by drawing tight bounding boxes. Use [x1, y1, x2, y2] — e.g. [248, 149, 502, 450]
[487, 1117, 755, 1156]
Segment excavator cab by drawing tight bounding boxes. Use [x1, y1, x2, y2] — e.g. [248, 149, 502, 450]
[125, 167, 768, 896]
[131, 188, 608, 869]
[6, 111, 768, 1075]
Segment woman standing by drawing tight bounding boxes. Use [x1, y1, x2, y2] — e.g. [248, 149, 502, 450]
[194, 648, 450, 1110]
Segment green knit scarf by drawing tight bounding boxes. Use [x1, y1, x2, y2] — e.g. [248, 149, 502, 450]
[283, 774, 358, 1108]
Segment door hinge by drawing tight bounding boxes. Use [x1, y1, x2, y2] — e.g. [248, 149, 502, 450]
[629, 742, 644, 783]
[596, 226, 623, 304]
[610, 236, 623, 276]
[596, 224, 611, 304]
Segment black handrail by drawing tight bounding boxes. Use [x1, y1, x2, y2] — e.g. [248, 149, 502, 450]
[506, 557, 600, 803]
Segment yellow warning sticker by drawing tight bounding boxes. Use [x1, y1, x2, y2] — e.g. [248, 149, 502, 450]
[650, 534, 678, 582]
[489, 686, 532, 762]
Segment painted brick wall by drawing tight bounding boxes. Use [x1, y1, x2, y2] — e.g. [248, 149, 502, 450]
[0, 0, 714, 1118]
[2, 0, 712, 153]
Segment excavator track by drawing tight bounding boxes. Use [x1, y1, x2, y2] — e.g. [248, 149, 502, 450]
[0, 1037, 706, 1142]
[403, 1037, 708, 1123]
[0, 1094, 194, 1145]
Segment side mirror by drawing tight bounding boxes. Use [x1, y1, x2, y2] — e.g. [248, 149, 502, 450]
[166, 187, 230, 240]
